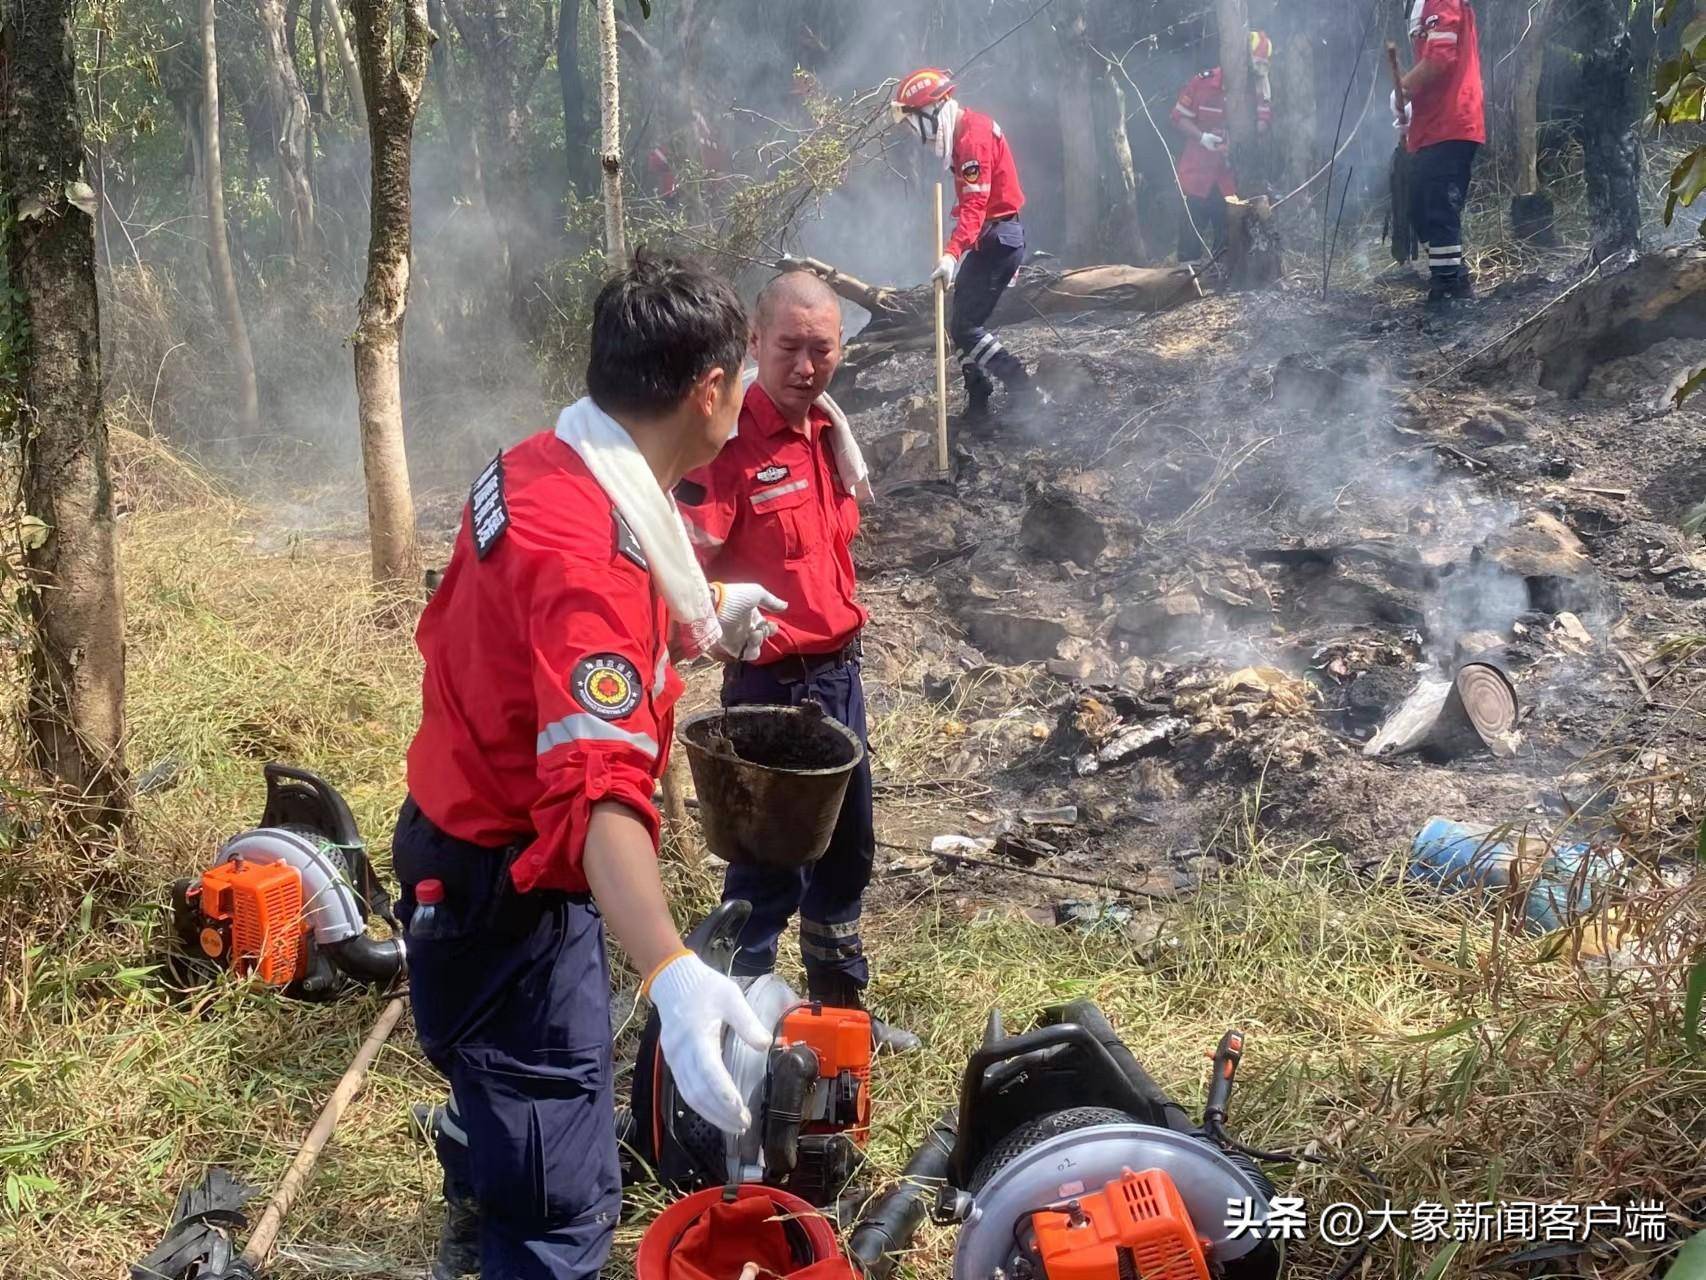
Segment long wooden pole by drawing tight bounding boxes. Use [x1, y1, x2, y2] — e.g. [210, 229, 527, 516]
[933, 182, 950, 478]
[237, 996, 407, 1268]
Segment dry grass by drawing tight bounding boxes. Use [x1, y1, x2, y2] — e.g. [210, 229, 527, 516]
[0, 485, 1702, 1280]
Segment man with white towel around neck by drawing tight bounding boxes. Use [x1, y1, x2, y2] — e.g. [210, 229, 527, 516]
[677, 271, 921, 1056]
[395, 252, 789, 1280]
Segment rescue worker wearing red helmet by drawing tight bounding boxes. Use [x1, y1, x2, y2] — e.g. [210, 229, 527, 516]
[1393, 0, 1485, 304]
[396, 253, 790, 1280]
[893, 68, 1036, 420]
[1170, 31, 1274, 262]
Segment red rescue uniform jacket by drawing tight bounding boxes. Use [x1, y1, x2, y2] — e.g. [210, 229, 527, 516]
[407, 429, 683, 894]
[676, 382, 866, 661]
[946, 107, 1026, 260]
[1406, 0, 1485, 152]
[1170, 67, 1274, 200]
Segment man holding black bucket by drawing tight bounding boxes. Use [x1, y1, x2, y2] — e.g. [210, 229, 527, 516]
[678, 271, 920, 1056]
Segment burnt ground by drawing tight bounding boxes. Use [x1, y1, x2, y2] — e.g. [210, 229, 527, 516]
[828, 250, 1706, 922]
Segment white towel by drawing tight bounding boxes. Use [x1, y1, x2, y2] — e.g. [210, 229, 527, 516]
[554, 397, 722, 658]
[740, 366, 873, 504]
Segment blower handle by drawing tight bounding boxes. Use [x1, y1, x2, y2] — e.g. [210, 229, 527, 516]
[1203, 1028, 1244, 1131]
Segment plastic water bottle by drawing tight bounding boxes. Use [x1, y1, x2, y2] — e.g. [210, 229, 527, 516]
[411, 878, 448, 941]
[1410, 818, 1624, 933]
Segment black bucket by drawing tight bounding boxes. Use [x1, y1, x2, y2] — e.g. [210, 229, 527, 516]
[677, 704, 864, 869]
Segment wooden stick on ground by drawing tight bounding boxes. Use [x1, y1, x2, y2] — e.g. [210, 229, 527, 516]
[236, 995, 407, 1271]
[933, 182, 950, 479]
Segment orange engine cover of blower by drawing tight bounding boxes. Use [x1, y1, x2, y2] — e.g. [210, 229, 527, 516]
[778, 1003, 872, 1140]
[196, 858, 308, 985]
[1031, 1168, 1211, 1280]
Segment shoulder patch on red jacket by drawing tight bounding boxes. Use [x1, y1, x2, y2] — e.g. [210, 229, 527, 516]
[959, 158, 982, 182]
[572, 653, 642, 719]
[470, 451, 509, 559]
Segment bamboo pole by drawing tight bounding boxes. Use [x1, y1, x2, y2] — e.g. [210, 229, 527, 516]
[933, 182, 950, 478]
[236, 996, 407, 1269]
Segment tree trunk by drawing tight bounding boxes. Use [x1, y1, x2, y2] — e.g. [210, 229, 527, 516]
[1216, 0, 1255, 191]
[0, 0, 130, 830]
[310, 0, 328, 114]
[559, 0, 592, 196]
[325, 0, 369, 129]
[257, 0, 319, 257]
[1271, 26, 1316, 199]
[596, 0, 625, 266]
[1579, 0, 1640, 262]
[1104, 66, 1149, 264]
[349, 0, 431, 589]
[1054, 1, 1099, 265]
[197, 0, 262, 436]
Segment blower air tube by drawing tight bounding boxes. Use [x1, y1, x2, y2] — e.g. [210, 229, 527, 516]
[847, 1109, 955, 1280]
[323, 934, 406, 986]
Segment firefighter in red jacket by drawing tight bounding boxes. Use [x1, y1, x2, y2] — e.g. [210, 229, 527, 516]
[397, 255, 787, 1280]
[1170, 31, 1274, 261]
[676, 271, 919, 1056]
[893, 68, 1035, 420]
[1394, 0, 1485, 303]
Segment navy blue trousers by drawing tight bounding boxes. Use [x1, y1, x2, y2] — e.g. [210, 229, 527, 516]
[393, 798, 619, 1280]
[720, 657, 874, 987]
[1410, 140, 1478, 283]
[950, 218, 1028, 398]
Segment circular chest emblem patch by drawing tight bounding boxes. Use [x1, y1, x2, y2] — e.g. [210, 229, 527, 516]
[573, 654, 642, 720]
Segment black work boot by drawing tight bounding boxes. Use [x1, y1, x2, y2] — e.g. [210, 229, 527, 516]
[806, 971, 922, 1057]
[1426, 272, 1474, 306]
[411, 1103, 482, 1279]
[432, 1185, 481, 1280]
[961, 363, 994, 423]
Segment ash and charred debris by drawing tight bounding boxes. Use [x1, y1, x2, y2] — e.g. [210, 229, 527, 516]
[842, 271, 1706, 871]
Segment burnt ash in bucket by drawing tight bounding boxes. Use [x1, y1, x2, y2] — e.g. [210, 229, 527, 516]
[688, 711, 856, 773]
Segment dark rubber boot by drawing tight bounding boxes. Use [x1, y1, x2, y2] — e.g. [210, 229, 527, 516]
[806, 971, 922, 1057]
[430, 1185, 482, 1280]
[962, 362, 994, 422]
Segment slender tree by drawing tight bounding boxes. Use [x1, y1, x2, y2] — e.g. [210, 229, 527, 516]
[1579, 0, 1641, 261]
[257, 0, 319, 255]
[597, 0, 625, 266]
[197, 0, 261, 435]
[325, 0, 369, 128]
[349, 0, 431, 589]
[558, 0, 593, 196]
[0, 0, 129, 830]
[1216, 0, 1256, 193]
[1054, 0, 1100, 265]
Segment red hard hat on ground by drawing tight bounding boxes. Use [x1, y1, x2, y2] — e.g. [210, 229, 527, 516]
[637, 1185, 855, 1280]
[894, 67, 955, 111]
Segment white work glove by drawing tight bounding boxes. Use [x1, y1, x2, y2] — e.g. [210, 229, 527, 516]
[711, 582, 788, 663]
[647, 952, 774, 1134]
[931, 253, 958, 287]
[1199, 131, 1225, 152]
[1390, 91, 1412, 127]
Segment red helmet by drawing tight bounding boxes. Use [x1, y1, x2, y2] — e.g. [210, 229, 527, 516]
[894, 67, 955, 112]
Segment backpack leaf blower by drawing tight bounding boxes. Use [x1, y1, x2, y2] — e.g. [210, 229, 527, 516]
[626, 900, 873, 1209]
[848, 1002, 1287, 1280]
[167, 764, 405, 999]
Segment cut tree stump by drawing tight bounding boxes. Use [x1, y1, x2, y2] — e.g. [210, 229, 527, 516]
[1465, 243, 1706, 397]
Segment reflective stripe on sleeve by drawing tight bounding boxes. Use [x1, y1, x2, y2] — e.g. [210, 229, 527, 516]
[537, 714, 659, 758]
